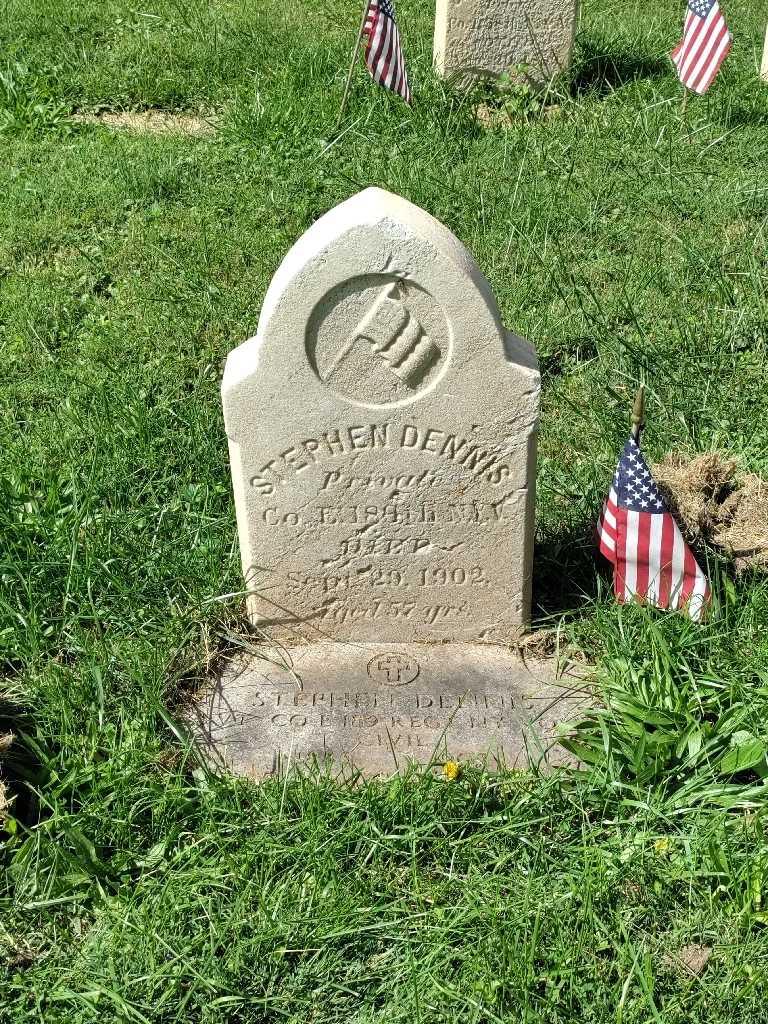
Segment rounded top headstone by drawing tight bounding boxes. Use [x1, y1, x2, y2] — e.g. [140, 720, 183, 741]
[224, 188, 535, 413]
[222, 188, 539, 644]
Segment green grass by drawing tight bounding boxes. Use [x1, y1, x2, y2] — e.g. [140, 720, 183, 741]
[2, 0, 768, 1019]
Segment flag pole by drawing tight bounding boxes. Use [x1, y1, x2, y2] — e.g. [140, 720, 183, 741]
[631, 385, 646, 443]
[336, 0, 370, 129]
[680, 87, 692, 144]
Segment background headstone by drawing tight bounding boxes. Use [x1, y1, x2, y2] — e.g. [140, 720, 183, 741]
[434, 0, 578, 87]
[222, 188, 539, 645]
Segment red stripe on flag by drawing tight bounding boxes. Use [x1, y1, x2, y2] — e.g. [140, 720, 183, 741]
[397, 41, 409, 94]
[691, 25, 730, 93]
[615, 506, 628, 602]
[368, 9, 384, 69]
[363, 7, 375, 61]
[635, 511, 651, 605]
[658, 513, 676, 608]
[599, 517, 617, 543]
[381, 28, 396, 88]
[680, 542, 698, 607]
[371, 14, 388, 73]
[598, 496, 619, 562]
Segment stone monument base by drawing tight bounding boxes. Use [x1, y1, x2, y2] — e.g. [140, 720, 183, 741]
[191, 642, 587, 779]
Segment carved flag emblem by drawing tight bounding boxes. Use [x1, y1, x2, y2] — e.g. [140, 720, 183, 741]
[323, 281, 440, 390]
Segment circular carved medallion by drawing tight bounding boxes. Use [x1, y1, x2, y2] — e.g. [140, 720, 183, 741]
[306, 274, 451, 408]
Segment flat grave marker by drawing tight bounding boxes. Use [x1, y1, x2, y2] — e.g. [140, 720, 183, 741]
[195, 644, 583, 778]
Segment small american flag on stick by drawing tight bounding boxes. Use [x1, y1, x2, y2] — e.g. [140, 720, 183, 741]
[597, 436, 711, 621]
[672, 0, 731, 95]
[363, 0, 412, 104]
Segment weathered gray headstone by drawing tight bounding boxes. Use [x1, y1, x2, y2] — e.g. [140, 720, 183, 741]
[196, 189, 586, 779]
[194, 644, 584, 779]
[434, 0, 578, 87]
[222, 187, 539, 645]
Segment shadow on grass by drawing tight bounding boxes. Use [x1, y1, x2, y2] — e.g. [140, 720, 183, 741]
[567, 35, 670, 97]
[716, 102, 768, 129]
[0, 693, 40, 828]
[533, 522, 603, 620]
[539, 338, 599, 381]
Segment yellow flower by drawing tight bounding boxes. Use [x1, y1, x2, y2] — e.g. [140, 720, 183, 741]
[443, 760, 461, 781]
[654, 837, 672, 857]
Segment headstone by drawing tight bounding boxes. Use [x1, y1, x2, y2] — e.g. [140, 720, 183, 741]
[194, 644, 584, 779]
[434, 0, 578, 87]
[222, 187, 539, 645]
[199, 189, 586, 779]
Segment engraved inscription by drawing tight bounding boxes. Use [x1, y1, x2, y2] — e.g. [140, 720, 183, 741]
[212, 687, 514, 734]
[283, 565, 490, 594]
[317, 600, 474, 626]
[205, 676, 531, 777]
[257, 500, 521, 530]
[197, 634, 582, 781]
[248, 422, 516, 495]
[243, 418, 526, 638]
[214, 687, 512, 715]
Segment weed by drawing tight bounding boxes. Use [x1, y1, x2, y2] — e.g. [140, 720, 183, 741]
[0, 64, 68, 135]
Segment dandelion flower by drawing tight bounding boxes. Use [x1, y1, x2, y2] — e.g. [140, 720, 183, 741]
[654, 837, 672, 857]
[443, 760, 461, 782]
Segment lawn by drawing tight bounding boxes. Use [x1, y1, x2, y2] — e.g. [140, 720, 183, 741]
[2, 0, 768, 1020]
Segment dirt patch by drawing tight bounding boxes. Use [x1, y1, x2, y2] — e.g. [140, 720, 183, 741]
[652, 453, 768, 572]
[72, 110, 217, 137]
[661, 943, 713, 977]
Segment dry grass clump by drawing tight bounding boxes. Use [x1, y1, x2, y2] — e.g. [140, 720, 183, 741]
[661, 943, 713, 978]
[653, 453, 768, 572]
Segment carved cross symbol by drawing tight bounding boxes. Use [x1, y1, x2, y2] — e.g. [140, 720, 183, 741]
[367, 653, 420, 686]
[377, 656, 407, 682]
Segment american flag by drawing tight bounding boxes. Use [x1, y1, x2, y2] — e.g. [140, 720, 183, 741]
[597, 436, 711, 621]
[363, 0, 411, 105]
[671, 0, 731, 95]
